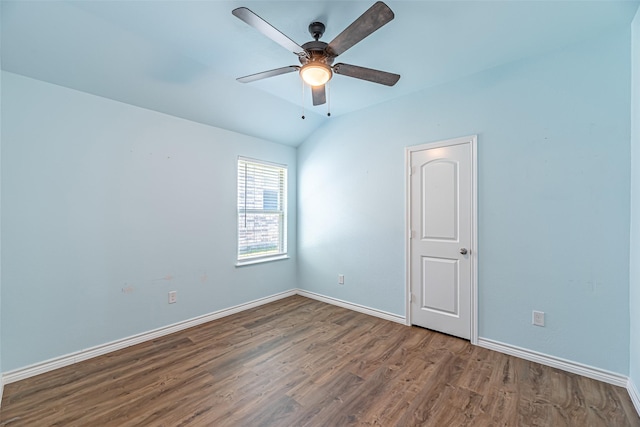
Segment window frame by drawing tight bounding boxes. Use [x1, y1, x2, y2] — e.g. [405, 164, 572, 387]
[236, 156, 288, 266]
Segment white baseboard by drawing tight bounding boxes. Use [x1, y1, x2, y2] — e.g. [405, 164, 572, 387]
[3, 290, 637, 421]
[629, 377, 640, 417]
[296, 289, 406, 324]
[477, 337, 628, 388]
[2, 289, 297, 385]
[2, 289, 403, 386]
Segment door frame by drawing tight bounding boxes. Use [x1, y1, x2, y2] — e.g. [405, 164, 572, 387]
[405, 135, 478, 344]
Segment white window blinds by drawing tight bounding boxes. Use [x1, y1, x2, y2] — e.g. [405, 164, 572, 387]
[237, 157, 287, 261]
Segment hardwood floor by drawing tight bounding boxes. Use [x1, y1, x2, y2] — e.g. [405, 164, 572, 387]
[1, 295, 639, 426]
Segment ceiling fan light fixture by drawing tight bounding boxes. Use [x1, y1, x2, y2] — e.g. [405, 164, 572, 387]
[300, 62, 332, 86]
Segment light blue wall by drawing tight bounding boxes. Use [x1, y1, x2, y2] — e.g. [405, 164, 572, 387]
[1, 72, 297, 372]
[298, 30, 631, 374]
[630, 7, 640, 397]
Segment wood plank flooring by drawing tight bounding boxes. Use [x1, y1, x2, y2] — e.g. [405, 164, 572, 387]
[1, 295, 639, 426]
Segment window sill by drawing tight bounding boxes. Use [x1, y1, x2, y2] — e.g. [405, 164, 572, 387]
[236, 255, 290, 267]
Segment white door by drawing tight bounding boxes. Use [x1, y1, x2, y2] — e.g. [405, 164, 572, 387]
[408, 136, 476, 340]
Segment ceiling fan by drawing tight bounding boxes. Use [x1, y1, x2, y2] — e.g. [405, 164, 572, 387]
[232, 1, 400, 108]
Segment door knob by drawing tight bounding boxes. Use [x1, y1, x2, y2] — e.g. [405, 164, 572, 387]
[459, 248, 468, 255]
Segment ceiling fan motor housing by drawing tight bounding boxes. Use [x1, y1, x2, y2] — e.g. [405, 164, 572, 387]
[299, 40, 335, 66]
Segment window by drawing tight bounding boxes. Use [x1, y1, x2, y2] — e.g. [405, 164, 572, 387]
[237, 157, 287, 263]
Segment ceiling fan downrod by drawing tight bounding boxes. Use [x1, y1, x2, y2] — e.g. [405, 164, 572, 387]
[308, 22, 325, 41]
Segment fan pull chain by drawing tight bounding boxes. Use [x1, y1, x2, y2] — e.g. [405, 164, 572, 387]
[301, 80, 306, 120]
[327, 81, 331, 117]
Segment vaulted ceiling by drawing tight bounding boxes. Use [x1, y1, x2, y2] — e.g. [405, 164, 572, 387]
[2, 1, 638, 146]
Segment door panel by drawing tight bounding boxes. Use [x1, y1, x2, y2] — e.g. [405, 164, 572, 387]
[422, 160, 458, 240]
[421, 256, 459, 315]
[410, 139, 473, 340]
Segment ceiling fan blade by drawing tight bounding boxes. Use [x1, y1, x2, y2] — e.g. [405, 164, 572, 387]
[333, 63, 400, 86]
[312, 85, 326, 106]
[232, 7, 308, 58]
[326, 2, 394, 57]
[237, 66, 299, 83]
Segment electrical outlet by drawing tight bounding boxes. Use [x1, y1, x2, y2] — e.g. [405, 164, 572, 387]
[168, 291, 177, 304]
[338, 274, 344, 285]
[532, 310, 545, 327]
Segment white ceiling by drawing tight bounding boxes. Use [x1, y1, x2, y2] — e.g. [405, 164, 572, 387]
[2, 1, 638, 146]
